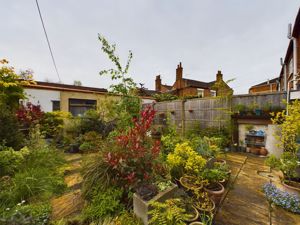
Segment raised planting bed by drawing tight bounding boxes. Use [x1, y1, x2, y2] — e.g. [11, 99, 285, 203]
[133, 183, 178, 224]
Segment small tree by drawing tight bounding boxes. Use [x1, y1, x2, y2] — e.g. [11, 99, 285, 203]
[0, 59, 34, 110]
[272, 100, 300, 153]
[98, 35, 141, 129]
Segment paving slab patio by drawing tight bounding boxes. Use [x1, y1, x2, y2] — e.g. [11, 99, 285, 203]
[215, 153, 300, 225]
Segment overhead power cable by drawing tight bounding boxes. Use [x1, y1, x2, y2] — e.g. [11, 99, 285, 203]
[35, 0, 61, 82]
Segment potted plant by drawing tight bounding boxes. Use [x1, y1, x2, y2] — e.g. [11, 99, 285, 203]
[134, 182, 179, 224]
[193, 190, 215, 214]
[262, 101, 272, 116]
[234, 103, 247, 116]
[179, 175, 203, 191]
[148, 198, 193, 225]
[239, 140, 246, 152]
[259, 147, 268, 156]
[280, 152, 300, 195]
[201, 169, 225, 205]
[179, 197, 200, 223]
[266, 153, 300, 195]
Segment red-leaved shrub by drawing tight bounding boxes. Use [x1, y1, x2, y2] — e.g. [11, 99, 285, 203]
[16, 102, 44, 128]
[103, 106, 161, 189]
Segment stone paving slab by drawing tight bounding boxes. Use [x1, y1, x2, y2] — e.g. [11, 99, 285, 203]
[215, 153, 300, 225]
[51, 189, 84, 220]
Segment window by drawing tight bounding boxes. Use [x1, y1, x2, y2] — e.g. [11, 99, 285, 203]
[69, 98, 96, 116]
[197, 88, 204, 98]
[211, 90, 216, 97]
[52, 101, 60, 111]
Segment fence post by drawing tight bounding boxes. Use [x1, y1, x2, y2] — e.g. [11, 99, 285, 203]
[181, 99, 186, 136]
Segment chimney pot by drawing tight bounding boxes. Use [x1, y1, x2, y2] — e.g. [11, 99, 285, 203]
[216, 70, 223, 81]
[176, 62, 183, 81]
[155, 75, 162, 91]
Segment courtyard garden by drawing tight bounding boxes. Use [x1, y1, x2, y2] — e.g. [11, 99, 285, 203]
[1, 37, 300, 225]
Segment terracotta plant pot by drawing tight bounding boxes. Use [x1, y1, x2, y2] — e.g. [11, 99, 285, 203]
[189, 222, 204, 225]
[185, 206, 199, 223]
[259, 147, 268, 156]
[204, 182, 225, 206]
[194, 197, 215, 214]
[282, 180, 300, 196]
[180, 175, 203, 191]
[250, 147, 260, 155]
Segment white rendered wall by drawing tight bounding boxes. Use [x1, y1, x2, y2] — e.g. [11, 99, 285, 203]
[266, 125, 283, 158]
[24, 88, 60, 112]
[238, 123, 283, 157]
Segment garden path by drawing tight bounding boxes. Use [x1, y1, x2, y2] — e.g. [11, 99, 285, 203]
[215, 153, 300, 225]
[50, 153, 84, 220]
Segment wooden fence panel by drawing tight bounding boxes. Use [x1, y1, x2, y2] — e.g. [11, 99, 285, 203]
[150, 92, 286, 135]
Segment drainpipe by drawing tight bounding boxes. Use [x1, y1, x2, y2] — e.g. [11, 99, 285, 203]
[284, 64, 287, 91]
[293, 37, 298, 90]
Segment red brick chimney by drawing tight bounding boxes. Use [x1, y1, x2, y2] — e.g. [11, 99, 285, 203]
[176, 62, 183, 81]
[155, 75, 162, 91]
[216, 70, 223, 82]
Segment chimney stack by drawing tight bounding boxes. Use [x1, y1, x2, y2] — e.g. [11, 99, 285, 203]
[155, 75, 162, 91]
[216, 70, 223, 82]
[176, 62, 183, 81]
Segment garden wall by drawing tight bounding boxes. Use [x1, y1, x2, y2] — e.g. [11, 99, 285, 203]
[147, 92, 287, 135]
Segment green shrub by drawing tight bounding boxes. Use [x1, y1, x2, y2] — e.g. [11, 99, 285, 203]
[148, 198, 191, 225]
[40, 111, 70, 139]
[265, 155, 280, 170]
[83, 187, 124, 222]
[0, 146, 29, 176]
[0, 103, 24, 150]
[153, 93, 178, 102]
[0, 201, 50, 225]
[112, 211, 143, 225]
[0, 128, 65, 210]
[201, 168, 227, 184]
[79, 131, 103, 153]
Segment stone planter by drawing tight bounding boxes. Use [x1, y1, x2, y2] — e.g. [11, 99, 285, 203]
[133, 183, 178, 225]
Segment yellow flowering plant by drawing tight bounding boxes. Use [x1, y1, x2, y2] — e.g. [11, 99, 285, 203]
[167, 142, 206, 179]
[271, 100, 300, 153]
[0, 59, 35, 109]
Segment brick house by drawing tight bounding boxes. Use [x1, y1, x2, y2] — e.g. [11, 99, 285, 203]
[155, 63, 233, 98]
[278, 8, 300, 94]
[249, 78, 279, 94]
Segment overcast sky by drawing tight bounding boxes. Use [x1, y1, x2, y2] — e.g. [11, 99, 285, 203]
[1, 1, 299, 94]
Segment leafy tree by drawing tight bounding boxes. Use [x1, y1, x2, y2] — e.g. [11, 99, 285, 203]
[0, 59, 34, 110]
[98, 35, 141, 129]
[98, 35, 136, 96]
[272, 100, 300, 153]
